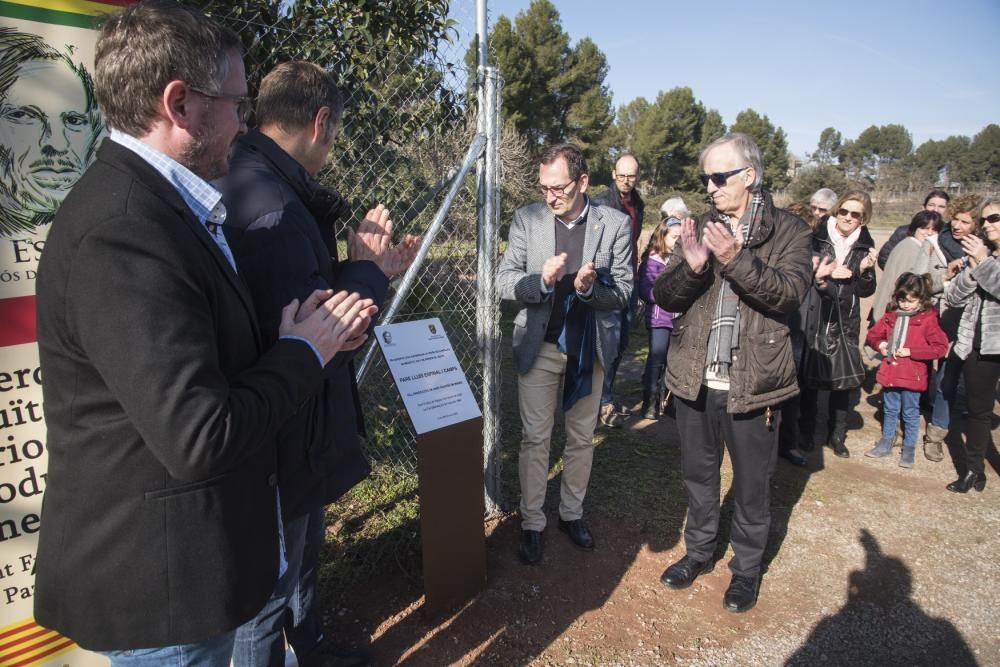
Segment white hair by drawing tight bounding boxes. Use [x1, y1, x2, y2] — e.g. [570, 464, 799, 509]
[810, 188, 838, 207]
[659, 197, 689, 219]
[700, 132, 764, 191]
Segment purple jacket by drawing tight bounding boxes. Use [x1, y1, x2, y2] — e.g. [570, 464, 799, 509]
[639, 252, 674, 328]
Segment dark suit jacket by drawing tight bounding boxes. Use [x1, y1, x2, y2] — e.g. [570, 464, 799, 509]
[33, 140, 325, 651]
[220, 130, 388, 520]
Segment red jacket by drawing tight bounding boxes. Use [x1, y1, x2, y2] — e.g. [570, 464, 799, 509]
[865, 307, 949, 392]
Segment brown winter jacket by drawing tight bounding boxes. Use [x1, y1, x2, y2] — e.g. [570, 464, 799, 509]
[653, 193, 813, 413]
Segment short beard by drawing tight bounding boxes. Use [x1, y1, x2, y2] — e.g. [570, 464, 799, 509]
[180, 127, 228, 181]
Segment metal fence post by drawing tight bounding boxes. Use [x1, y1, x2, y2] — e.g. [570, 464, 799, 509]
[475, 0, 502, 514]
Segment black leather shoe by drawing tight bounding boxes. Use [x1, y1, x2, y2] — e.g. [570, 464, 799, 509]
[519, 529, 543, 564]
[831, 439, 850, 458]
[779, 447, 808, 467]
[659, 555, 713, 589]
[558, 518, 594, 551]
[723, 574, 760, 613]
[946, 471, 986, 494]
[296, 640, 372, 667]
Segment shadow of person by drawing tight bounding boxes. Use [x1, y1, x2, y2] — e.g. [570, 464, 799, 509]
[785, 529, 978, 666]
[358, 334, 688, 665]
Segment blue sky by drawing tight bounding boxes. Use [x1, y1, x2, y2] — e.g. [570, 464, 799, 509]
[459, 0, 1000, 158]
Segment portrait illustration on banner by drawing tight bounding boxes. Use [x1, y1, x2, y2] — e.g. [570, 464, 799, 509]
[1, 26, 104, 239]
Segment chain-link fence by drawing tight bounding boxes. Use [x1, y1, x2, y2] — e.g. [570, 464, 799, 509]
[197, 0, 505, 592]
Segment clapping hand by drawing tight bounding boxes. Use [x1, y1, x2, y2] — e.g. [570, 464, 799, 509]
[680, 217, 710, 273]
[280, 290, 378, 364]
[703, 220, 744, 265]
[945, 257, 964, 281]
[859, 248, 877, 272]
[961, 234, 989, 267]
[574, 262, 596, 293]
[348, 204, 421, 277]
[813, 256, 837, 283]
[542, 253, 568, 288]
[831, 265, 853, 280]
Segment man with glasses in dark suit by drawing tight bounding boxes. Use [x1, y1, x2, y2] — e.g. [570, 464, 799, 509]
[498, 144, 632, 565]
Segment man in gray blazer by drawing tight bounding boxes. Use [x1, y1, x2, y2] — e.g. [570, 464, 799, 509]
[498, 144, 633, 564]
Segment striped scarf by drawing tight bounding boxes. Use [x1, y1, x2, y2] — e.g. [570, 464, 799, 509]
[704, 191, 765, 383]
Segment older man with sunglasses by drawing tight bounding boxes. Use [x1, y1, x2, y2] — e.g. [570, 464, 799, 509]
[498, 144, 633, 565]
[652, 133, 812, 612]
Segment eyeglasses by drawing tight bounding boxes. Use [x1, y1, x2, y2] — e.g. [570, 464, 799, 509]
[810, 205, 829, 214]
[837, 208, 863, 221]
[980, 213, 1000, 224]
[537, 178, 579, 197]
[700, 167, 747, 188]
[189, 86, 253, 123]
[614, 173, 638, 182]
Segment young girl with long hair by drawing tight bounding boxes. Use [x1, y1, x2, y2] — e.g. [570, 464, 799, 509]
[864, 273, 949, 467]
[637, 218, 681, 419]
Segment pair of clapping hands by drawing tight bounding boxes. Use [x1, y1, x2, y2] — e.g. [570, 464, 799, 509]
[812, 249, 877, 284]
[944, 234, 991, 280]
[542, 254, 597, 293]
[279, 204, 421, 365]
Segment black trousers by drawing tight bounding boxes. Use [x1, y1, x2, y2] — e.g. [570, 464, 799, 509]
[798, 386, 849, 434]
[674, 387, 779, 578]
[961, 350, 1000, 476]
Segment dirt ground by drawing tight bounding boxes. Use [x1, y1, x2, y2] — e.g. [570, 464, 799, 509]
[335, 376, 997, 666]
[334, 229, 999, 666]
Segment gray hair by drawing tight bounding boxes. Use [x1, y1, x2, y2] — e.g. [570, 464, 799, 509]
[699, 132, 764, 191]
[659, 197, 689, 219]
[810, 188, 838, 208]
[94, 0, 242, 136]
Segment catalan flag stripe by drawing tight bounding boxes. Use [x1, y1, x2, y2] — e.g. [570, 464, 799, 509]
[8, 637, 76, 667]
[0, 619, 77, 667]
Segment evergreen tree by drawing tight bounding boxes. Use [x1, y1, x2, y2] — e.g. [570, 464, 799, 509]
[731, 109, 790, 190]
[968, 124, 1000, 184]
[470, 0, 614, 167]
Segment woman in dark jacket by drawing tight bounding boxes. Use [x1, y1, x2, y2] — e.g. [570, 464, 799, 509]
[798, 191, 878, 457]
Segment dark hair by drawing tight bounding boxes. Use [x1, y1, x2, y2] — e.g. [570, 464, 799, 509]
[907, 210, 943, 236]
[256, 61, 343, 136]
[94, 0, 242, 136]
[783, 201, 818, 230]
[923, 189, 950, 206]
[889, 272, 934, 313]
[540, 144, 587, 181]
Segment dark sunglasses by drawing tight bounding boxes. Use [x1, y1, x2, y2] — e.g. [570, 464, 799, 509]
[980, 213, 1000, 224]
[700, 167, 747, 188]
[837, 208, 863, 221]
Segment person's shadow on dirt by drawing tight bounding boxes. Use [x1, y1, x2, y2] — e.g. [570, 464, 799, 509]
[364, 350, 688, 665]
[785, 528, 978, 666]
